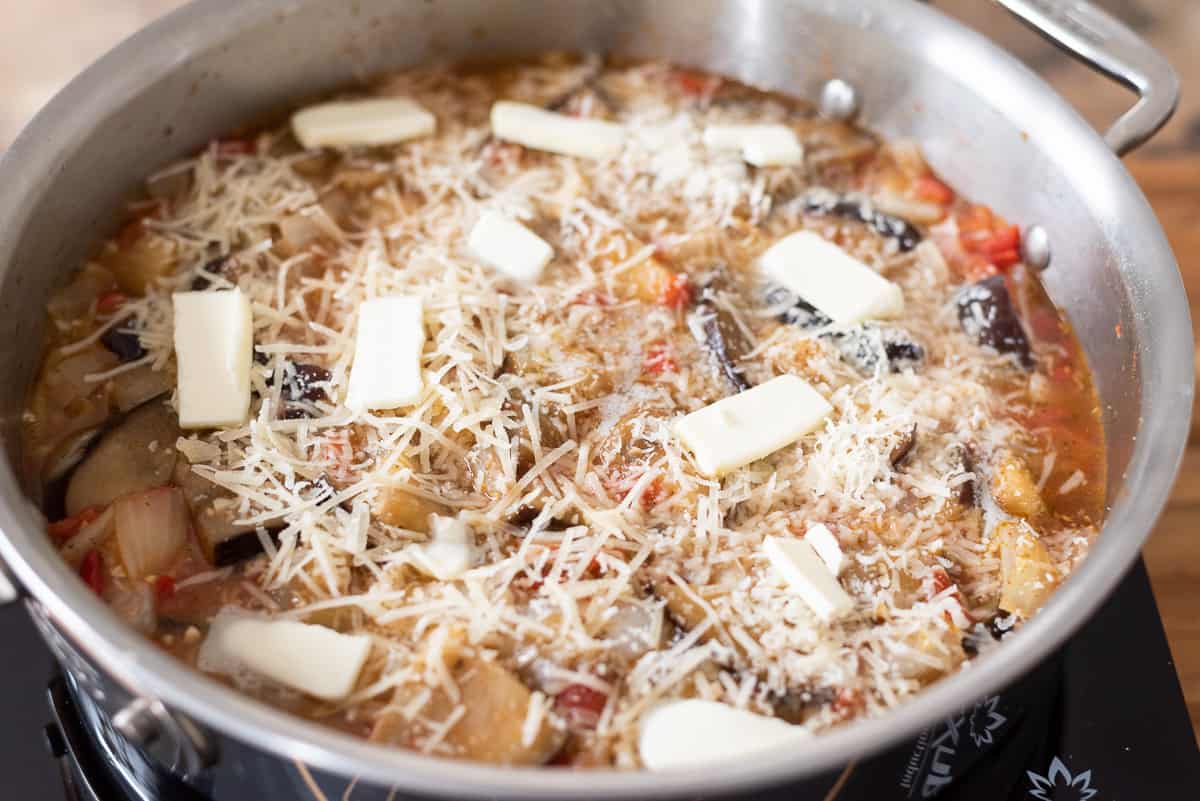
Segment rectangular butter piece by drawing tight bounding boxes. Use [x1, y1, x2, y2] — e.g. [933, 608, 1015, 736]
[763, 535, 854, 620]
[759, 230, 904, 325]
[490, 101, 624, 160]
[468, 211, 554, 283]
[202, 615, 371, 701]
[703, 124, 803, 167]
[673, 374, 832, 477]
[172, 289, 253, 429]
[291, 98, 435, 149]
[346, 296, 425, 411]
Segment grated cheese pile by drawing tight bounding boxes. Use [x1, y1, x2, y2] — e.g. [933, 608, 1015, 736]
[38, 57, 1103, 767]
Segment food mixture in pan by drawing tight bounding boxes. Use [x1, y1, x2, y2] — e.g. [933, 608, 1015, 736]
[23, 55, 1105, 768]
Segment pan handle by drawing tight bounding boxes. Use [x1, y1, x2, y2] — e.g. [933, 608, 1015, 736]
[993, 0, 1179, 155]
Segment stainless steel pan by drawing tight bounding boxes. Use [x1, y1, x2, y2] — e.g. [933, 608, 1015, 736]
[0, 1, 1189, 798]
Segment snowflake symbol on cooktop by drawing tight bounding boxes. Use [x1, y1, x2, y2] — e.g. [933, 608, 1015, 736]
[1026, 756, 1098, 801]
[967, 694, 1006, 747]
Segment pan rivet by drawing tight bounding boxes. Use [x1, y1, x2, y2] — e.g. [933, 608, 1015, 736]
[819, 79, 860, 121]
[1023, 225, 1051, 271]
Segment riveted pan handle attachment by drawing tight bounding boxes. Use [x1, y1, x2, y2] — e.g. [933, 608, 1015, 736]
[994, 0, 1179, 155]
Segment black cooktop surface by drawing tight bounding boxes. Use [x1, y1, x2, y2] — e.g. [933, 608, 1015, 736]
[3, 560, 1197, 800]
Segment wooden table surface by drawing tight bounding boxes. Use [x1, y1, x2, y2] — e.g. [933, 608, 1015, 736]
[3, 0, 1198, 738]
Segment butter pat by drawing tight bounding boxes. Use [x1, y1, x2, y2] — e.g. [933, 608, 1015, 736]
[468, 211, 554, 283]
[490, 101, 624, 160]
[172, 289, 253, 429]
[759, 231, 904, 324]
[200, 614, 371, 701]
[291, 98, 435, 149]
[763, 535, 854, 620]
[703, 124, 804, 167]
[805, 523, 845, 576]
[673, 374, 832, 477]
[346, 296, 425, 411]
[408, 514, 476, 580]
[639, 700, 806, 770]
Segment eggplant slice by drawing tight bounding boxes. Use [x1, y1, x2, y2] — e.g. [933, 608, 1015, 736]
[821, 324, 925, 376]
[172, 458, 284, 567]
[765, 285, 832, 330]
[768, 285, 924, 375]
[688, 282, 752, 392]
[799, 192, 922, 252]
[955, 275, 1034, 368]
[100, 319, 146, 362]
[64, 400, 180, 516]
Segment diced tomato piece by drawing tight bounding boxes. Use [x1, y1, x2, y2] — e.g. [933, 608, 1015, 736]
[981, 224, 1020, 254]
[642, 341, 678, 374]
[914, 175, 954, 205]
[672, 69, 718, 98]
[47, 506, 104, 543]
[957, 204, 994, 236]
[79, 551, 104, 596]
[657, 273, 691, 310]
[929, 567, 954, 597]
[958, 207, 1022, 271]
[556, 683, 608, 729]
[989, 248, 1021, 268]
[640, 476, 666, 511]
[316, 430, 358, 484]
[154, 575, 176, 602]
[97, 291, 128, 314]
[831, 687, 864, 718]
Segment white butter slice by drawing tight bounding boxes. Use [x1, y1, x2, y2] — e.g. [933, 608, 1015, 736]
[673, 374, 832, 477]
[346, 296, 425, 411]
[639, 700, 807, 770]
[408, 514, 476, 580]
[490, 101, 624, 160]
[703, 124, 803, 167]
[805, 523, 845, 576]
[172, 289, 253, 429]
[468, 211, 554, 283]
[763, 535, 854, 620]
[759, 230, 904, 325]
[291, 98, 435, 149]
[200, 614, 371, 701]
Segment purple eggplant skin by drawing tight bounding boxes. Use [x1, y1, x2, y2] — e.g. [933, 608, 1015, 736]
[282, 362, 331, 403]
[690, 284, 751, 393]
[890, 423, 918, 467]
[955, 275, 1035, 369]
[801, 194, 922, 252]
[100, 321, 146, 362]
[189, 254, 231, 291]
[821, 324, 924, 375]
[766, 285, 832, 330]
[212, 526, 282, 568]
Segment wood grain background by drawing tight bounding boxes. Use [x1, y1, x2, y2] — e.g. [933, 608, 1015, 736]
[2, 0, 1196, 738]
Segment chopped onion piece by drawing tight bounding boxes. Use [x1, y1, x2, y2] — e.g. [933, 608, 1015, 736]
[113, 487, 188, 579]
[60, 505, 115, 568]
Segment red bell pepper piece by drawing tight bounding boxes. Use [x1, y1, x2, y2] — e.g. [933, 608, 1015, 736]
[79, 551, 104, 596]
